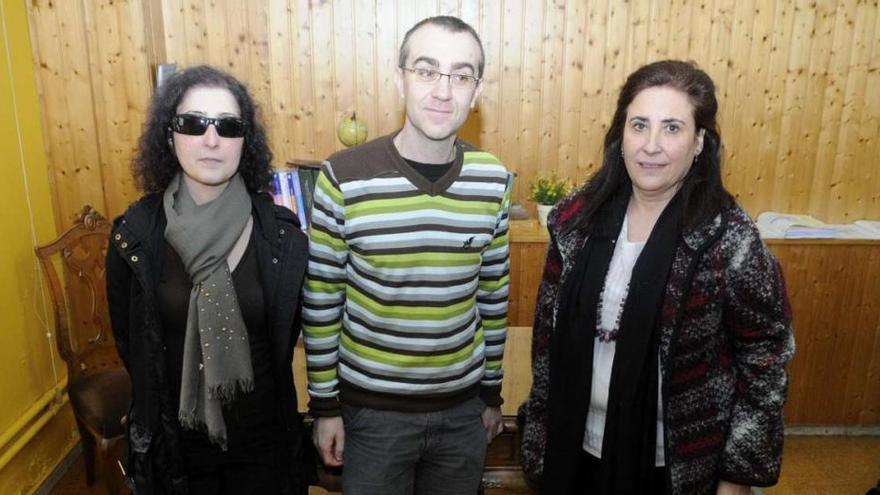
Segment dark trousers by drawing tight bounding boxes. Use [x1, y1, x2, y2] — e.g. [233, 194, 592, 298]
[341, 396, 488, 495]
[182, 423, 283, 495]
[574, 450, 669, 495]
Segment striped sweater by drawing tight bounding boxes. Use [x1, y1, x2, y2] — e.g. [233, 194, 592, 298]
[302, 133, 511, 415]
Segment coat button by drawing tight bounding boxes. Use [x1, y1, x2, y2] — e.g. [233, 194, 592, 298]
[121, 241, 128, 248]
[272, 258, 278, 264]
[131, 255, 139, 262]
[114, 234, 122, 240]
[279, 228, 285, 235]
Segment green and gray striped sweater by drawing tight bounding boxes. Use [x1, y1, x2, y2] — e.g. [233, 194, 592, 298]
[302, 134, 511, 415]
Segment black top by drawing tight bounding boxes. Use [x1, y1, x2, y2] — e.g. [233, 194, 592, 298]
[158, 229, 281, 456]
[405, 158, 454, 183]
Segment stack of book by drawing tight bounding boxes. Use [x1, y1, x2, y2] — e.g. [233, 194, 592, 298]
[271, 161, 321, 232]
[756, 212, 880, 240]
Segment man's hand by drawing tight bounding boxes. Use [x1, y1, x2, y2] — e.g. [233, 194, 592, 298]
[716, 481, 751, 495]
[312, 416, 345, 467]
[481, 406, 504, 443]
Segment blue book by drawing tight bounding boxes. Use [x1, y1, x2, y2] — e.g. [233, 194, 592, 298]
[288, 171, 308, 230]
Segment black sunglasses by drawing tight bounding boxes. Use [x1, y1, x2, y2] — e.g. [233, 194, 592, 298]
[170, 114, 247, 138]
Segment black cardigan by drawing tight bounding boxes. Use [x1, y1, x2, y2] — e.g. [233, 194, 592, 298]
[106, 192, 310, 494]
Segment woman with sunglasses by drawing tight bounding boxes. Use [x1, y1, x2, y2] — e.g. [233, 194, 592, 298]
[106, 65, 311, 494]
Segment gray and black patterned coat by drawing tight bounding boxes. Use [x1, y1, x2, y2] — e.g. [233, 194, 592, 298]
[519, 192, 795, 494]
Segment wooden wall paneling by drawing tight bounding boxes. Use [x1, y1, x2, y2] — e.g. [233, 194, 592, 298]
[141, 0, 167, 76]
[291, 0, 317, 158]
[718, 0, 755, 201]
[517, 0, 544, 201]
[374, 0, 401, 138]
[118, 0, 155, 212]
[686, 0, 712, 74]
[160, 0, 187, 65]
[781, 1, 832, 218]
[498, 0, 524, 200]
[731, 0, 775, 211]
[537, 0, 564, 183]
[26, 1, 71, 227]
[803, 245, 841, 423]
[865, 12, 880, 218]
[666, 0, 693, 59]
[55, 0, 108, 222]
[310, 1, 337, 156]
[332, 0, 356, 153]
[83, 0, 145, 219]
[826, 2, 875, 222]
[771, 242, 880, 426]
[27, 0, 880, 236]
[833, 245, 879, 425]
[268, 0, 294, 157]
[413, 0, 437, 23]
[768, 0, 814, 215]
[222, 2, 248, 77]
[353, 0, 378, 151]
[847, 3, 880, 222]
[858, 248, 880, 424]
[395, 0, 417, 65]
[758, 1, 797, 215]
[706, 0, 735, 81]
[560, 0, 588, 186]
[473, 0, 501, 153]
[775, 245, 808, 424]
[499, 326, 533, 415]
[623, 0, 647, 72]
[438, 0, 460, 17]
[181, 0, 207, 64]
[577, 0, 614, 186]
[204, 0, 227, 65]
[459, 0, 479, 27]
[825, 246, 868, 422]
[246, 3, 273, 130]
[807, 0, 857, 220]
[644, 0, 670, 62]
[803, 244, 843, 424]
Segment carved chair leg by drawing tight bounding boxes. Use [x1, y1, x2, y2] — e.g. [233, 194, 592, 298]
[75, 419, 97, 486]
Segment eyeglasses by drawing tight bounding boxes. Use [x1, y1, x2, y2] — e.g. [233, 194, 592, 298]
[400, 67, 481, 88]
[170, 114, 247, 138]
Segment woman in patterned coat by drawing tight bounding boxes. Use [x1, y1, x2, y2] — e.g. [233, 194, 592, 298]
[519, 60, 794, 495]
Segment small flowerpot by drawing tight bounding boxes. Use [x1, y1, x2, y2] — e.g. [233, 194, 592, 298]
[536, 204, 553, 227]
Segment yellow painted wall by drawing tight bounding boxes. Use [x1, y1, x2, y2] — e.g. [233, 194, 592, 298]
[0, 0, 79, 493]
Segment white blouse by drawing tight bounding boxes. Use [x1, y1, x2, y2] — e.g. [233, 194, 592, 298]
[582, 216, 666, 466]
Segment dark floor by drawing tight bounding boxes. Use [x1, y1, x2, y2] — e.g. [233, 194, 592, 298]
[49, 436, 880, 495]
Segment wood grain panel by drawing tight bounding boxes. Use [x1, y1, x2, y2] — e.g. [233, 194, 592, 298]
[26, 0, 880, 224]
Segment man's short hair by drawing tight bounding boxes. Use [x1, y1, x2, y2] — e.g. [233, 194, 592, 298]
[398, 16, 485, 78]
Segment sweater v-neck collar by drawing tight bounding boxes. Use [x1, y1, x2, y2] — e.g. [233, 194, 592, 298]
[384, 131, 464, 196]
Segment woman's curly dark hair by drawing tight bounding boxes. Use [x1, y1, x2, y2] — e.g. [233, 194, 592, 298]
[133, 65, 273, 194]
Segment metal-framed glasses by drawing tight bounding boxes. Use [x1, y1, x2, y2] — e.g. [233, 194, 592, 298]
[400, 67, 481, 88]
[170, 114, 247, 138]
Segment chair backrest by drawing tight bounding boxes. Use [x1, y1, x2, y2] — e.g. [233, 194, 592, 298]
[35, 205, 121, 382]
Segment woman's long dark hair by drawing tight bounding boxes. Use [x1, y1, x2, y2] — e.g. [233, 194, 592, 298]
[132, 65, 273, 194]
[578, 60, 732, 230]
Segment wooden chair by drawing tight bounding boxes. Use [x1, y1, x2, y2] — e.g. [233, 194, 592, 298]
[35, 205, 130, 493]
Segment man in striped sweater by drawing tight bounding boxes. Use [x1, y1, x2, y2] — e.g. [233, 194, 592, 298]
[303, 15, 511, 495]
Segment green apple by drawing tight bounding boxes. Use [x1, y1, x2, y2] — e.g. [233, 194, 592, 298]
[337, 113, 368, 147]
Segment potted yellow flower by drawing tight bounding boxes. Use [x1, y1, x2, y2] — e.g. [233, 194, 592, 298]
[528, 174, 571, 227]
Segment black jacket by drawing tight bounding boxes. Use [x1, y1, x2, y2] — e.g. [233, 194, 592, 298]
[106, 192, 311, 494]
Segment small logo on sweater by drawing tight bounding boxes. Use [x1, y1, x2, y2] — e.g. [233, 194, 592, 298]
[463, 236, 475, 248]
